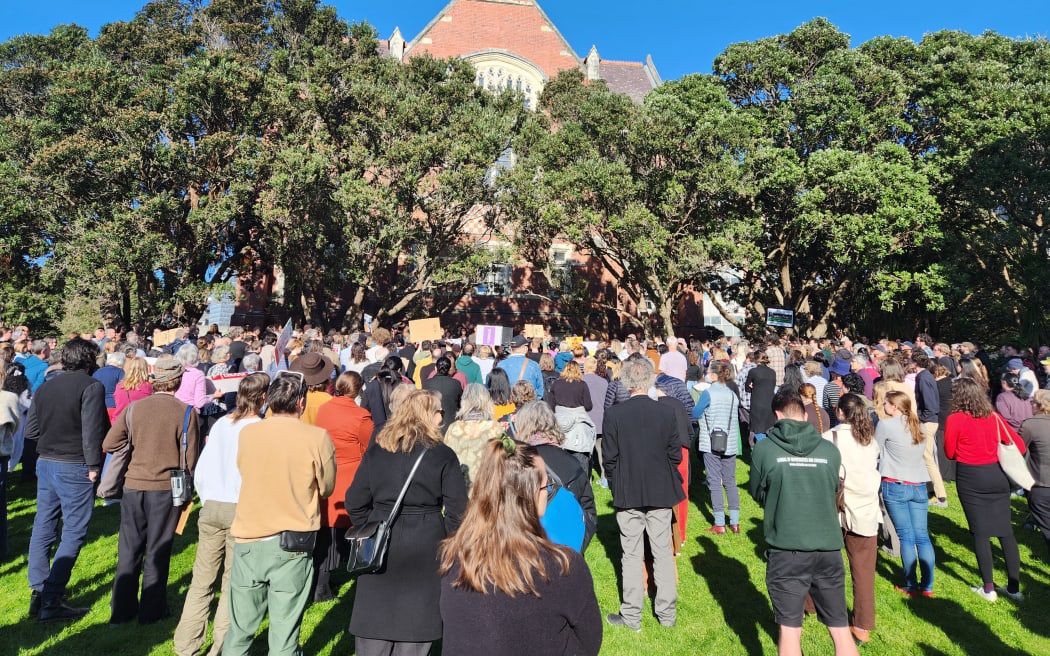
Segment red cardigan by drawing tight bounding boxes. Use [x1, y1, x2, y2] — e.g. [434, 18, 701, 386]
[945, 412, 1026, 465]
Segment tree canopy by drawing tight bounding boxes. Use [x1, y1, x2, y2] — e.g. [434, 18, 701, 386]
[1, 7, 1049, 345]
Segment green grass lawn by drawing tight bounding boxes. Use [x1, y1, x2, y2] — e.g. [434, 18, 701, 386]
[2, 453, 1047, 655]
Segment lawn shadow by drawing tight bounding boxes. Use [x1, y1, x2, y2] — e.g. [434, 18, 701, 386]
[908, 595, 1030, 656]
[302, 576, 357, 655]
[594, 499, 624, 594]
[692, 535, 776, 656]
[744, 518, 766, 562]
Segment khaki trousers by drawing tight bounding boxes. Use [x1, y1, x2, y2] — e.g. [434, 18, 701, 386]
[617, 507, 677, 626]
[922, 422, 947, 499]
[173, 501, 237, 656]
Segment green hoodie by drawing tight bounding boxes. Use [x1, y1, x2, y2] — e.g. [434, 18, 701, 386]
[456, 355, 483, 385]
[750, 418, 844, 552]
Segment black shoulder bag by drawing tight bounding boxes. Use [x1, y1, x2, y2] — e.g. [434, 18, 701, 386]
[706, 393, 737, 455]
[345, 449, 427, 576]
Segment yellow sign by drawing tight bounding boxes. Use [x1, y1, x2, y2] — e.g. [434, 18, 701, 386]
[524, 324, 545, 339]
[408, 317, 443, 343]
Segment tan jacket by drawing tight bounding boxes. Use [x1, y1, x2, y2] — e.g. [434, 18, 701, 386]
[231, 416, 336, 541]
[824, 425, 882, 537]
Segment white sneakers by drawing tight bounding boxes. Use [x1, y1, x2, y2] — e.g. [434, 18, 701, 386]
[971, 586, 998, 602]
[995, 586, 1024, 602]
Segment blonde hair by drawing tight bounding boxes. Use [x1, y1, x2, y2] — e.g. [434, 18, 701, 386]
[376, 389, 443, 453]
[886, 390, 923, 444]
[1034, 389, 1050, 416]
[121, 358, 150, 391]
[559, 361, 582, 383]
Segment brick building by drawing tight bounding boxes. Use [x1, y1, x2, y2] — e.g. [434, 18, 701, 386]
[238, 0, 729, 338]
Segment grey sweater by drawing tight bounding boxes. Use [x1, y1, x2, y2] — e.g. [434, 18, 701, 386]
[875, 415, 930, 482]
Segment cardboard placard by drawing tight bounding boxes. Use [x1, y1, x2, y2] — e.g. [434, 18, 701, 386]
[524, 324, 546, 339]
[210, 372, 249, 394]
[475, 325, 512, 347]
[408, 317, 443, 343]
[153, 328, 179, 347]
[567, 336, 584, 350]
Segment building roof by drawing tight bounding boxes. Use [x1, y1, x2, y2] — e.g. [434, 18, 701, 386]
[403, 0, 581, 81]
[599, 57, 661, 103]
[394, 0, 661, 102]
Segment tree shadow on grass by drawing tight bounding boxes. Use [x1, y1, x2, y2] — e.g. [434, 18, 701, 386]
[908, 596, 1030, 656]
[692, 535, 776, 656]
[302, 575, 357, 655]
[593, 499, 624, 595]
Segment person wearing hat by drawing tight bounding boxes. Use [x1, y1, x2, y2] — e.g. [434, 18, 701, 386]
[496, 335, 545, 400]
[103, 355, 200, 625]
[823, 357, 852, 426]
[288, 352, 336, 425]
[1006, 357, 1039, 397]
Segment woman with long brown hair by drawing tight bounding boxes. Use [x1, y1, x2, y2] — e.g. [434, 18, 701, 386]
[876, 390, 935, 598]
[438, 438, 601, 655]
[945, 376, 1026, 602]
[345, 389, 468, 655]
[824, 394, 881, 646]
[174, 372, 269, 656]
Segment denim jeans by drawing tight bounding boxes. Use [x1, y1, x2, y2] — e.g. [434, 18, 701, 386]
[881, 481, 935, 592]
[28, 459, 96, 597]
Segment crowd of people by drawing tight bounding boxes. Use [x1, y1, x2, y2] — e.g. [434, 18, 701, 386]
[1, 320, 1049, 655]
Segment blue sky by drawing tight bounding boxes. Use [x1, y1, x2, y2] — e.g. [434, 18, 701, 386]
[1, 1, 1047, 80]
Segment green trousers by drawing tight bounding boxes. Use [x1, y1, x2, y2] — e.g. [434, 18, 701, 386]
[223, 538, 313, 656]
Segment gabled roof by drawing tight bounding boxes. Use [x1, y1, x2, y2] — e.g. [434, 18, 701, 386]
[403, 0, 582, 80]
[600, 57, 661, 103]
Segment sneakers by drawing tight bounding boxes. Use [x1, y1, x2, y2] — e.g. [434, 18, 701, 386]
[606, 613, 641, 632]
[706, 525, 727, 535]
[971, 586, 998, 602]
[598, 478, 609, 489]
[729, 524, 741, 534]
[930, 497, 949, 508]
[995, 587, 1023, 602]
[893, 585, 918, 598]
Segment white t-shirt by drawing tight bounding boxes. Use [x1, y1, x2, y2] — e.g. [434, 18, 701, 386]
[194, 415, 261, 504]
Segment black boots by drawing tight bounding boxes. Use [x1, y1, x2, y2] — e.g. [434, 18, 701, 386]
[36, 591, 88, 622]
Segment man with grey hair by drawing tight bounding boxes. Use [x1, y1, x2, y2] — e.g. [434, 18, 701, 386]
[23, 339, 50, 393]
[240, 354, 263, 373]
[602, 356, 685, 632]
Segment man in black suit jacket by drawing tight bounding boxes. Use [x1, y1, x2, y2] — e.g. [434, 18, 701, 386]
[602, 355, 685, 632]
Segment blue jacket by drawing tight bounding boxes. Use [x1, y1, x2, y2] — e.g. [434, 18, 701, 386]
[21, 355, 48, 393]
[497, 355, 545, 399]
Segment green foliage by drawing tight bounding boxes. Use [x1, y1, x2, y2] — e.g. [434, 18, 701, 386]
[1, 7, 1049, 343]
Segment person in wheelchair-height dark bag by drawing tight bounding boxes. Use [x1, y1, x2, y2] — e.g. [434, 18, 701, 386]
[223, 371, 336, 656]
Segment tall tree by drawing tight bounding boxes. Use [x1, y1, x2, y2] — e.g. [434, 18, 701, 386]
[707, 19, 943, 337]
[259, 8, 526, 328]
[503, 69, 756, 337]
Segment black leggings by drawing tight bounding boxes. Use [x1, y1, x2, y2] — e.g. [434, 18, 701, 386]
[973, 532, 1021, 592]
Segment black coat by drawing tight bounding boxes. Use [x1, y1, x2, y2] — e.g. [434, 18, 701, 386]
[346, 441, 468, 642]
[745, 365, 777, 434]
[535, 443, 597, 551]
[422, 375, 462, 433]
[602, 395, 685, 509]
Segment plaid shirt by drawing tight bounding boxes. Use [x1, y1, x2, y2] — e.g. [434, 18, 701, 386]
[736, 362, 757, 409]
[766, 346, 786, 386]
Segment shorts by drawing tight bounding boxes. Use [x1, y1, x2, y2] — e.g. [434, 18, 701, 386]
[766, 549, 849, 628]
